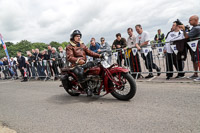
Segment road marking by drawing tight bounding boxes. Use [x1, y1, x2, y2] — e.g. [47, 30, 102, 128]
[0, 122, 17, 133]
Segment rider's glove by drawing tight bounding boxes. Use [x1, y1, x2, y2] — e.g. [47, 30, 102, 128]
[100, 54, 105, 59]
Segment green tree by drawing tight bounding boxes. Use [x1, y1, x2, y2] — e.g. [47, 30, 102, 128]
[61, 41, 70, 48]
[32, 42, 47, 51]
[49, 41, 61, 49]
[86, 42, 90, 48]
[7, 40, 32, 56]
[4, 42, 14, 47]
[0, 40, 71, 58]
[0, 45, 6, 58]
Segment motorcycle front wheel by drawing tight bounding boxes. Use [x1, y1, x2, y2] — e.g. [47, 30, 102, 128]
[110, 72, 136, 101]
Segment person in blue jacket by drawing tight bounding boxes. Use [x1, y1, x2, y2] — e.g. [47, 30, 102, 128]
[89, 38, 100, 53]
[89, 38, 100, 60]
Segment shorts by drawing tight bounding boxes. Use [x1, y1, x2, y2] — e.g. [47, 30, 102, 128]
[190, 42, 200, 63]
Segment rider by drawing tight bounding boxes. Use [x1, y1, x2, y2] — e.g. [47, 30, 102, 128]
[66, 30, 102, 96]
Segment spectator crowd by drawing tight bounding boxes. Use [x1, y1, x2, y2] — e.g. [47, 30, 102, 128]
[0, 15, 200, 82]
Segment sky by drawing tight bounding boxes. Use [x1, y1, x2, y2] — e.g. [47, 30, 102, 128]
[0, 0, 200, 45]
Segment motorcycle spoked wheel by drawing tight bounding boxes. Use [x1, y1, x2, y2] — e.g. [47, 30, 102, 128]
[109, 72, 136, 101]
[62, 80, 80, 96]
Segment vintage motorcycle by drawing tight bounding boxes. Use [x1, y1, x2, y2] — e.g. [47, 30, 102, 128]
[60, 54, 136, 101]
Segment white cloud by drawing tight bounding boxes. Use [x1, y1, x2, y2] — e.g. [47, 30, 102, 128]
[0, 0, 200, 45]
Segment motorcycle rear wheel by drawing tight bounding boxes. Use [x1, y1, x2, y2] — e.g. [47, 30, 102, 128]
[65, 88, 80, 96]
[110, 72, 136, 101]
[62, 80, 80, 96]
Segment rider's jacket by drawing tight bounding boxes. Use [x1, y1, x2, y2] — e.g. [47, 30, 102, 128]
[66, 41, 100, 67]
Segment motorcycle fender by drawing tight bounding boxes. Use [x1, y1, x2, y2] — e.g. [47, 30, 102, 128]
[60, 74, 68, 81]
[104, 67, 129, 89]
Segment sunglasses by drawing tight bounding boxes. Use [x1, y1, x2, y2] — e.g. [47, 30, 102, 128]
[101, 40, 105, 41]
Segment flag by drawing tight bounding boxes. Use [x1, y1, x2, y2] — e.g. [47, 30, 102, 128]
[132, 48, 137, 56]
[142, 48, 149, 56]
[156, 47, 164, 54]
[187, 40, 198, 52]
[113, 52, 118, 60]
[0, 34, 11, 65]
[170, 45, 178, 55]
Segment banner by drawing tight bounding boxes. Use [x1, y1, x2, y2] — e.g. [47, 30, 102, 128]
[170, 45, 178, 55]
[187, 40, 198, 52]
[0, 34, 11, 65]
[132, 48, 137, 56]
[156, 47, 164, 54]
[142, 48, 149, 57]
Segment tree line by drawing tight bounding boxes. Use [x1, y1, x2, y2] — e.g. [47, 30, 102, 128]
[0, 40, 70, 58]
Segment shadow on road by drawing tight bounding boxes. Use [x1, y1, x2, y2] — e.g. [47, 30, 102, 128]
[47, 93, 129, 105]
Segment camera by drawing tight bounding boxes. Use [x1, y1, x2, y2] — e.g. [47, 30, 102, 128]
[185, 25, 190, 32]
[175, 19, 190, 32]
[176, 19, 183, 25]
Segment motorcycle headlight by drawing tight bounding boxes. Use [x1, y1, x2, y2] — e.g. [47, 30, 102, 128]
[101, 60, 110, 68]
[104, 55, 108, 61]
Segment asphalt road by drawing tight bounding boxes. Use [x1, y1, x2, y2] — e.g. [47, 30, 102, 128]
[0, 80, 200, 133]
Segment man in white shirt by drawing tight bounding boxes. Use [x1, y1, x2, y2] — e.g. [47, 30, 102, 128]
[164, 21, 185, 80]
[125, 27, 141, 79]
[135, 24, 161, 79]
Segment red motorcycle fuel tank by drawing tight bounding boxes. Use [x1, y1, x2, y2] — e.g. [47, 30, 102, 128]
[87, 66, 101, 75]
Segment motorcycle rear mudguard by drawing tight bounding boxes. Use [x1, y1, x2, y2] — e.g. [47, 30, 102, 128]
[104, 67, 129, 90]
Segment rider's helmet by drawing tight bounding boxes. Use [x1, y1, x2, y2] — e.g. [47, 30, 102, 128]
[70, 30, 82, 41]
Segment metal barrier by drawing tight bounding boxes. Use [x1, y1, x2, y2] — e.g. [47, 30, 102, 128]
[0, 58, 67, 81]
[25, 58, 68, 81]
[110, 39, 200, 79]
[0, 38, 199, 81]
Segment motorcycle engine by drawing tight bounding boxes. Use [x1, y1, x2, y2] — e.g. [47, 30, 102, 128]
[86, 75, 101, 90]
